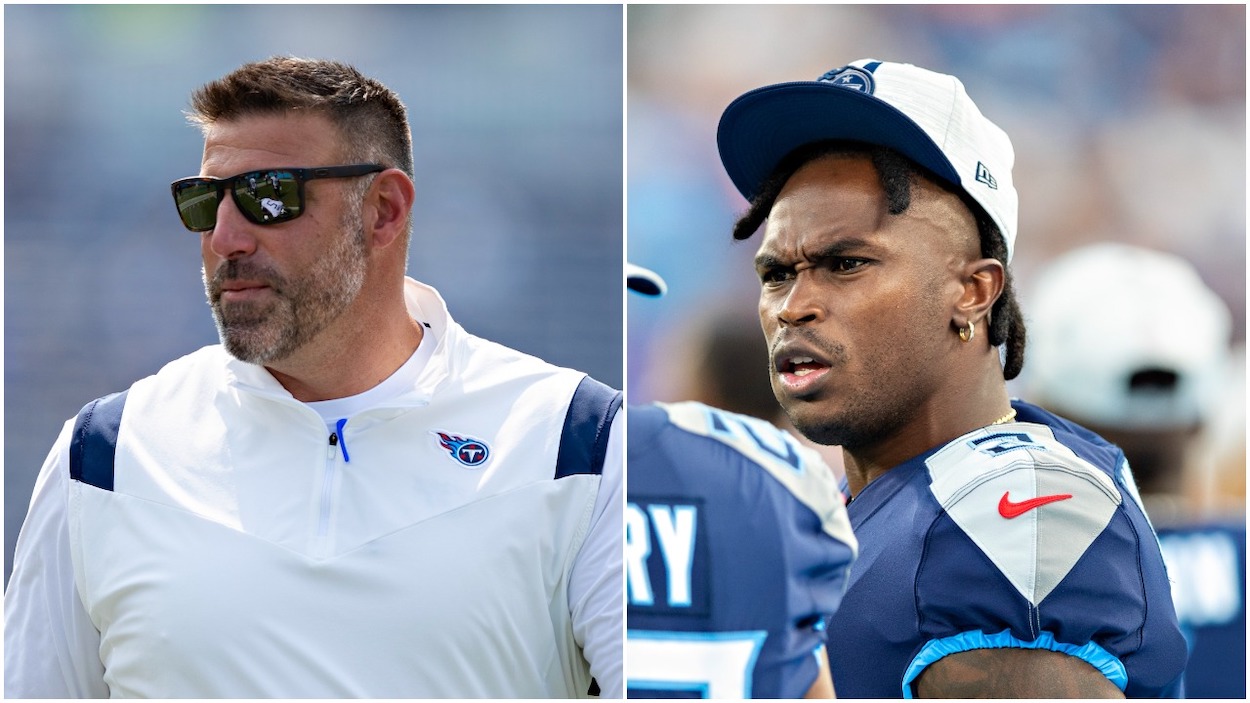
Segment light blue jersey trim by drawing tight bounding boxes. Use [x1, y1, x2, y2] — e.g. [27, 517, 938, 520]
[628, 679, 710, 697]
[627, 629, 768, 698]
[900, 629, 1128, 698]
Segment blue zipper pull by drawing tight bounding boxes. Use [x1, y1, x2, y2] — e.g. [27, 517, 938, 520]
[334, 418, 350, 463]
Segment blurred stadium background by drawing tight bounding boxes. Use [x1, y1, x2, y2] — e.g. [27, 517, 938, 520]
[4, 5, 623, 586]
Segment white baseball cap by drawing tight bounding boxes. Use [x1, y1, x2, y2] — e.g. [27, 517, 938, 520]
[717, 59, 1019, 261]
[627, 263, 667, 297]
[1025, 243, 1232, 429]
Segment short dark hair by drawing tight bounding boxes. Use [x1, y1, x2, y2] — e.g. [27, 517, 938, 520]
[187, 56, 414, 180]
[731, 141, 1026, 380]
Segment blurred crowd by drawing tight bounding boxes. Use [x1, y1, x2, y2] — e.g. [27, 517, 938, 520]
[4, 5, 623, 585]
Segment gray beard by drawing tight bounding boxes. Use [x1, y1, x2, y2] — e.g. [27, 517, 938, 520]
[204, 223, 367, 365]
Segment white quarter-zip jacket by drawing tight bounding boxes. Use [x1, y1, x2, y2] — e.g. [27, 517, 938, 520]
[5, 278, 623, 698]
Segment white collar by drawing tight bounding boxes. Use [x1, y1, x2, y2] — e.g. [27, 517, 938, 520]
[306, 324, 436, 426]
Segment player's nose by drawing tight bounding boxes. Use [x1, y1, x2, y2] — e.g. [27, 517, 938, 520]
[776, 273, 824, 327]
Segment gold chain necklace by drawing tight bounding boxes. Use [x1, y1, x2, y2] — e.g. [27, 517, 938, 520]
[990, 409, 1018, 425]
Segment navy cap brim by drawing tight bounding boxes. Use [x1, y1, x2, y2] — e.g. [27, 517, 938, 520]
[627, 264, 667, 297]
[717, 81, 960, 202]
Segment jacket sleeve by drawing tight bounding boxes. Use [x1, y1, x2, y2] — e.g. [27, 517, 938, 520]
[568, 413, 623, 698]
[4, 419, 109, 698]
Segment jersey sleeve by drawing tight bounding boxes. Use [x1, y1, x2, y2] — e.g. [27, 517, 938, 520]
[569, 412, 624, 698]
[903, 422, 1187, 698]
[4, 419, 109, 698]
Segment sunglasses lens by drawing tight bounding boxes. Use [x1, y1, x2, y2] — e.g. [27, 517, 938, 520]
[233, 170, 301, 225]
[173, 180, 221, 232]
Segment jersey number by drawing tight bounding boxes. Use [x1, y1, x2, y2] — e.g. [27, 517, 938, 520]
[626, 630, 766, 698]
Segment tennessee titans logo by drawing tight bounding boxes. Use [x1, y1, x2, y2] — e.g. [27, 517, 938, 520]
[433, 431, 490, 467]
[969, 432, 1043, 457]
[818, 66, 875, 94]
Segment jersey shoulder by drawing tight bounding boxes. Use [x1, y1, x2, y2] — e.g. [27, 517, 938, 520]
[897, 405, 1185, 698]
[649, 401, 852, 546]
[924, 419, 1125, 605]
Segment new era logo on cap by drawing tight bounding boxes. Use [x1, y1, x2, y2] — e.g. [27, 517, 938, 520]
[975, 161, 998, 189]
[717, 58, 1019, 262]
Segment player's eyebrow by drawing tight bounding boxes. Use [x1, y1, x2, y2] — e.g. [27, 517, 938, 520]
[755, 237, 877, 271]
[810, 237, 877, 261]
[754, 252, 788, 271]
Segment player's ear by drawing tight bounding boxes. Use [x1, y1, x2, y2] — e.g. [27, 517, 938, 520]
[951, 257, 1003, 338]
[362, 169, 415, 251]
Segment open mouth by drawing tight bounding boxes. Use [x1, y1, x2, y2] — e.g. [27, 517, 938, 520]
[781, 356, 828, 377]
[774, 354, 833, 395]
[771, 336, 840, 396]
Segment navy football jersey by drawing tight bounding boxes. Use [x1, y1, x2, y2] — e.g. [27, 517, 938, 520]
[826, 400, 1188, 698]
[1157, 518, 1246, 698]
[625, 402, 857, 698]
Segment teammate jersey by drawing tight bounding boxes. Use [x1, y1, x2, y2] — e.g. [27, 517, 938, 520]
[4, 278, 623, 699]
[826, 400, 1188, 698]
[626, 402, 857, 698]
[1157, 519, 1246, 698]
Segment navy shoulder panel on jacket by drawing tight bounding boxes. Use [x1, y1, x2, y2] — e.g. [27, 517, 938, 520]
[554, 376, 621, 479]
[69, 390, 129, 491]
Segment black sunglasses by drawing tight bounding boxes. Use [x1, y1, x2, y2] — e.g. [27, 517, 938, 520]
[170, 164, 385, 232]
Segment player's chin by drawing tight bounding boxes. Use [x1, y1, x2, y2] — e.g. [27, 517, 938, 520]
[783, 407, 848, 447]
[773, 390, 841, 444]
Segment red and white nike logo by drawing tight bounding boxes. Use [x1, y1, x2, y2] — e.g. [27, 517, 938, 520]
[998, 491, 1073, 519]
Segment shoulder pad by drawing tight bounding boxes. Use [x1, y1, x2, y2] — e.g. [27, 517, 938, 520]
[659, 401, 854, 548]
[925, 421, 1122, 605]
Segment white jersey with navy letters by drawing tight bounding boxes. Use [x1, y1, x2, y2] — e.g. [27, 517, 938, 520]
[4, 278, 623, 699]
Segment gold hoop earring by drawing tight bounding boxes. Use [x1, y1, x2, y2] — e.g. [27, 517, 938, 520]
[958, 320, 975, 343]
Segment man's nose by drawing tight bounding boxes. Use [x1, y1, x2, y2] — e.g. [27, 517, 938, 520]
[205, 193, 259, 260]
[776, 273, 824, 327]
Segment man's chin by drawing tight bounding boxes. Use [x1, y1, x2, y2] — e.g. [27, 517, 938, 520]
[781, 401, 850, 447]
[219, 324, 288, 365]
[222, 341, 277, 365]
[215, 296, 277, 323]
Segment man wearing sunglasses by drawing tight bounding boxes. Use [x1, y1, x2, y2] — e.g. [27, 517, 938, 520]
[4, 57, 623, 699]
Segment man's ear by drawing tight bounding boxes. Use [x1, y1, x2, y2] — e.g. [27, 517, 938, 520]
[951, 257, 1004, 334]
[364, 169, 415, 251]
